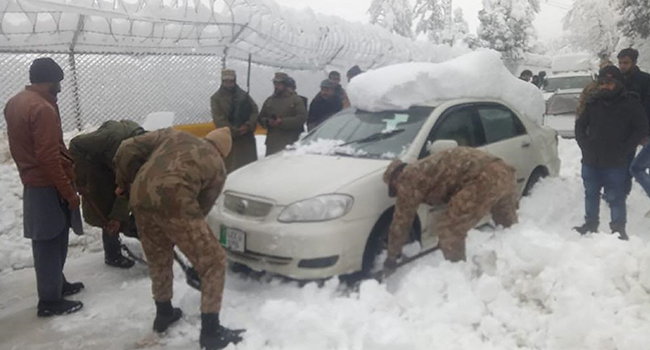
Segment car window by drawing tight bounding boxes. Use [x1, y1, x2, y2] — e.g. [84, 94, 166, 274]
[546, 93, 580, 115]
[420, 106, 486, 158]
[543, 76, 593, 92]
[303, 106, 433, 158]
[477, 105, 527, 144]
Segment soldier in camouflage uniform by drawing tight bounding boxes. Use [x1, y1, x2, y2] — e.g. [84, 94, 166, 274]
[258, 72, 308, 156]
[113, 127, 243, 350]
[70, 120, 145, 269]
[382, 147, 519, 269]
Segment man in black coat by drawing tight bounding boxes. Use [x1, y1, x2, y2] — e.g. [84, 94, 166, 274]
[574, 66, 649, 240]
[307, 79, 343, 131]
[622, 49, 650, 213]
[618, 48, 650, 121]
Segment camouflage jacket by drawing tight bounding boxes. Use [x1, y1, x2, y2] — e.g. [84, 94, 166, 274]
[70, 120, 144, 227]
[114, 128, 226, 218]
[387, 147, 513, 261]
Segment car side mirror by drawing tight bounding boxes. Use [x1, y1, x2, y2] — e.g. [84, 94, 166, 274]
[427, 139, 459, 155]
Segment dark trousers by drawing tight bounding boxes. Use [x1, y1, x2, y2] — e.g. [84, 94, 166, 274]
[31, 229, 70, 302]
[102, 230, 121, 259]
[631, 144, 650, 197]
[102, 215, 139, 259]
[582, 164, 628, 228]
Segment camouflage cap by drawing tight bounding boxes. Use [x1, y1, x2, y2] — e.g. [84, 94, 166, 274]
[221, 69, 236, 81]
[205, 127, 232, 158]
[273, 72, 290, 83]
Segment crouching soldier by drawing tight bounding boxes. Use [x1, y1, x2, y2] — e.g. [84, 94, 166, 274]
[382, 147, 519, 272]
[113, 127, 242, 350]
[70, 120, 146, 268]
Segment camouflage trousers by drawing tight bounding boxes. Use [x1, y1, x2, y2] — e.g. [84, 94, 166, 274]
[133, 209, 226, 313]
[437, 160, 519, 262]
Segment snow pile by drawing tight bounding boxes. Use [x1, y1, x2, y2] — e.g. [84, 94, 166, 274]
[551, 53, 597, 73]
[348, 50, 546, 125]
[141, 112, 175, 131]
[8, 139, 650, 350]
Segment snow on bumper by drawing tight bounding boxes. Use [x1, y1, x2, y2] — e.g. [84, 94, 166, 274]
[207, 208, 374, 280]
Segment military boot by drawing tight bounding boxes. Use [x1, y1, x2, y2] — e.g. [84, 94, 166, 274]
[610, 222, 629, 241]
[199, 313, 245, 350]
[152, 301, 183, 333]
[573, 220, 599, 235]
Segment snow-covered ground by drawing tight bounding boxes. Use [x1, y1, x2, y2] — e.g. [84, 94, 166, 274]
[3, 138, 650, 350]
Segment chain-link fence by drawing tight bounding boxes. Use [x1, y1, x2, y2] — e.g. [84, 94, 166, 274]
[1, 52, 223, 131]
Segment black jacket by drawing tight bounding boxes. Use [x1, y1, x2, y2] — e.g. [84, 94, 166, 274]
[623, 66, 650, 124]
[576, 86, 648, 168]
[307, 94, 343, 131]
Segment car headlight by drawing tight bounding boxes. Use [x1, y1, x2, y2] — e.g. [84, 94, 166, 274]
[278, 194, 354, 223]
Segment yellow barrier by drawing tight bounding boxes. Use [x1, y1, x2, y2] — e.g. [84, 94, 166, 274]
[173, 122, 267, 137]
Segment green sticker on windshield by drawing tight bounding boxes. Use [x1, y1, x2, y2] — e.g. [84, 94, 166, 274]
[383, 113, 409, 131]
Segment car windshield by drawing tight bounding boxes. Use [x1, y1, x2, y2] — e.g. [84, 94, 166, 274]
[546, 93, 580, 115]
[302, 106, 433, 158]
[543, 76, 593, 92]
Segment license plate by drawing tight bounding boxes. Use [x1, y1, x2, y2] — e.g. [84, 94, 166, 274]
[220, 226, 246, 253]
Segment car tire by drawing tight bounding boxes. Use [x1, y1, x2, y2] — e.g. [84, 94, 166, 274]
[523, 167, 547, 197]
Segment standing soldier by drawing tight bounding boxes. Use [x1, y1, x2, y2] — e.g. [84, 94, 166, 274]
[211, 69, 259, 173]
[382, 147, 518, 272]
[4, 57, 84, 316]
[258, 72, 307, 156]
[113, 127, 243, 350]
[69, 120, 146, 269]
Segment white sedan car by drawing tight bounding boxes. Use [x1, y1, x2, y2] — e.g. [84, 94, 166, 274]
[207, 99, 560, 280]
[543, 89, 582, 138]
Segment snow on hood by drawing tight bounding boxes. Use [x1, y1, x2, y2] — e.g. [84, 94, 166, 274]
[225, 153, 388, 205]
[347, 50, 545, 125]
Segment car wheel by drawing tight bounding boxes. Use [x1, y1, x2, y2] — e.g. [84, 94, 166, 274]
[523, 167, 548, 197]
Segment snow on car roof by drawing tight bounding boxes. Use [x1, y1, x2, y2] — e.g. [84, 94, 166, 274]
[347, 50, 545, 124]
[551, 53, 597, 73]
[547, 71, 594, 78]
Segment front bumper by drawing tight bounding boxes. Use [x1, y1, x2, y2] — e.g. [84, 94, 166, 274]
[207, 208, 376, 280]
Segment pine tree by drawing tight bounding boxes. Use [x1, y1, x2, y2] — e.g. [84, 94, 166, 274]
[477, 0, 539, 60]
[368, 0, 414, 38]
[447, 8, 469, 45]
[563, 0, 621, 59]
[617, 0, 650, 39]
[413, 0, 445, 43]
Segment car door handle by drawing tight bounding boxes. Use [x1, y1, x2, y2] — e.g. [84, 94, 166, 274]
[521, 142, 531, 148]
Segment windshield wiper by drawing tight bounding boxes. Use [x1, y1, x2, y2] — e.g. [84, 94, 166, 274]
[339, 128, 405, 147]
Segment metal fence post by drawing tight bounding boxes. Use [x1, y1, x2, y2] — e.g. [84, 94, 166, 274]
[68, 52, 83, 131]
[69, 15, 85, 131]
[247, 53, 252, 93]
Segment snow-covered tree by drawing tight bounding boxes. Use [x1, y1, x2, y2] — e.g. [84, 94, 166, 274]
[563, 0, 621, 59]
[413, 0, 445, 43]
[368, 0, 414, 38]
[446, 8, 470, 45]
[617, 0, 650, 39]
[477, 0, 540, 60]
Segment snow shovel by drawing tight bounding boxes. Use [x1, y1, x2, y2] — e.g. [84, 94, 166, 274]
[371, 245, 440, 282]
[82, 194, 202, 291]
